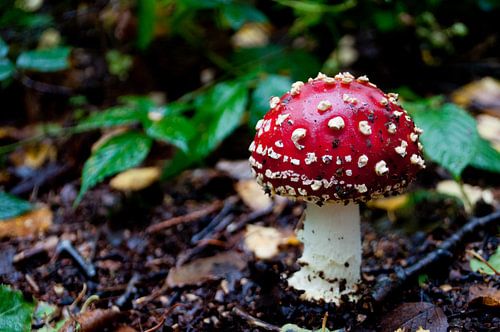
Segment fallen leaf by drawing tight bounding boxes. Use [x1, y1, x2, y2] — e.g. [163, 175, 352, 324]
[476, 114, 500, 150]
[0, 285, 35, 332]
[244, 225, 295, 260]
[216, 159, 253, 180]
[436, 180, 494, 213]
[9, 141, 57, 169]
[451, 77, 500, 115]
[235, 179, 272, 211]
[468, 284, 500, 308]
[469, 247, 500, 275]
[167, 251, 247, 288]
[59, 309, 122, 332]
[109, 167, 160, 191]
[0, 206, 53, 238]
[367, 194, 409, 221]
[379, 302, 448, 332]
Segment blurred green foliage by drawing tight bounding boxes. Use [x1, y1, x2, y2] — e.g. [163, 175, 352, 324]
[0, 0, 499, 204]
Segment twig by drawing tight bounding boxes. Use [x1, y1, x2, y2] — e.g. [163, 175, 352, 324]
[146, 200, 223, 234]
[55, 240, 96, 278]
[466, 249, 500, 275]
[190, 196, 238, 244]
[116, 273, 141, 308]
[322, 312, 328, 332]
[143, 303, 183, 332]
[232, 307, 280, 331]
[13, 236, 59, 264]
[372, 210, 500, 302]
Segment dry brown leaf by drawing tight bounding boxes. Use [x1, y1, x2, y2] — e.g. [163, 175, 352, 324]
[451, 77, 500, 115]
[235, 179, 272, 211]
[476, 114, 500, 150]
[109, 167, 161, 191]
[167, 251, 247, 288]
[468, 284, 500, 308]
[215, 159, 253, 180]
[380, 302, 448, 332]
[0, 206, 53, 238]
[9, 141, 57, 169]
[244, 225, 295, 260]
[436, 180, 494, 213]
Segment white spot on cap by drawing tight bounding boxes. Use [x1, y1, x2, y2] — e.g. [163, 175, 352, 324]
[387, 93, 399, 100]
[322, 155, 333, 164]
[359, 121, 372, 135]
[275, 140, 283, 148]
[276, 113, 290, 126]
[345, 155, 352, 162]
[395, 140, 408, 157]
[410, 132, 418, 142]
[285, 186, 296, 196]
[291, 128, 307, 150]
[387, 122, 397, 134]
[248, 141, 256, 152]
[270, 96, 280, 109]
[298, 188, 307, 196]
[290, 81, 304, 95]
[355, 184, 368, 193]
[346, 169, 352, 176]
[323, 77, 336, 84]
[255, 119, 264, 130]
[393, 111, 404, 118]
[410, 154, 426, 168]
[414, 127, 424, 134]
[311, 180, 322, 191]
[305, 152, 317, 165]
[380, 98, 388, 106]
[418, 142, 423, 151]
[358, 155, 368, 168]
[336, 156, 342, 165]
[317, 100, 332, 112]
[357, 75, 369, 83]
[267, 147, 282, 160]
[328, 116, 345, 130]
[375, 160, 389, 176]
[315, 72, 327, 80]
[291, 158, 300, 166]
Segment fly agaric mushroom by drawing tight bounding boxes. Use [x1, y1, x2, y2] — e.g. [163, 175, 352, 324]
[248, 72, 425, 304]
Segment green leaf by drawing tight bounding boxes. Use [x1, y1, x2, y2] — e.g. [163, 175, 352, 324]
[136, 0, 156, 50]
[178, 0, 231, 9]
[281, 323, 337, 332]
[16, 47, 71, 72]
[221, 3, 268, 30]
[76, 132, 152, 204]
[0, 58, 14, 81]
[0, 285, 34, 332]
[77, 107, 144, 131]
[470, 247, 500, 275]
[469, 137, 500, 173]
[0, 38, 9, 57]
[0, 192, 33, 220]
[145, 115, 195, 152]
[408, 102, 480, 179]
[163, 81, 248, 177]
[250, 74, 292, 127]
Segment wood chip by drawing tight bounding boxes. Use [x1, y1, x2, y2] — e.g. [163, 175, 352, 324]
[110, 167, 161, 191]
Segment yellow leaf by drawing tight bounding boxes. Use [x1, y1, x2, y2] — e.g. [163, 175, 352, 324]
[109, 167, 161, 191]
[451, 77, 500, 114]
[0, 206, 53, 238]
[234, 179, 272, 211]
[244, 225, 295, 260]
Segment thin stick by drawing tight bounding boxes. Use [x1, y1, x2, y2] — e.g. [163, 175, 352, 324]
[232, 307, 280, 331]
[372, 210, 500, 302]
[146, 200, 223, 234]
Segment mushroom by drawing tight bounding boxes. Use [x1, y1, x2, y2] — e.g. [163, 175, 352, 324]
[248, 72, 425, 304]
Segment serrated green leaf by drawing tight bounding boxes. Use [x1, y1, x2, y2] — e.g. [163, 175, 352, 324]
[0, 285, 35, 332]
[76, 132, 152, 205]
[408, 102, 479, 179]
[469, 137, 500, 173]
[0, 58, 14, 81]
[470, 247, 500, 275]
[250, 74, 292, 127]
[0, 192, 33, 220]
[221, 3, 268, 30]
[77, 107, 144, 131]
[0, 38, 9, 57]
[16, 47, 71, 72]
[145, 115, 195, 152]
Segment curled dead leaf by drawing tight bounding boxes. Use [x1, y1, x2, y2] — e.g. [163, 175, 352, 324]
[380, 302, 448, 332]
[468, 284, 500, 308]
[235, 179, 272, 212]
[109, 167, 160, 191]
[59, 309, 122, 332]
[244, 225, 296, 260]
[0, 206, 52, 238]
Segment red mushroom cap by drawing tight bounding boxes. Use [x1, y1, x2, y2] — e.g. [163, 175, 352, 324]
[249, 72, 425, 205]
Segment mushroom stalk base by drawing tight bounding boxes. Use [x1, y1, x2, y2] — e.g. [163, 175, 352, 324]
[288, 202, 361, 305]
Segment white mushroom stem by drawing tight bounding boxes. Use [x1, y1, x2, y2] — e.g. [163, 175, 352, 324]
[288, 202, 361, 305]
